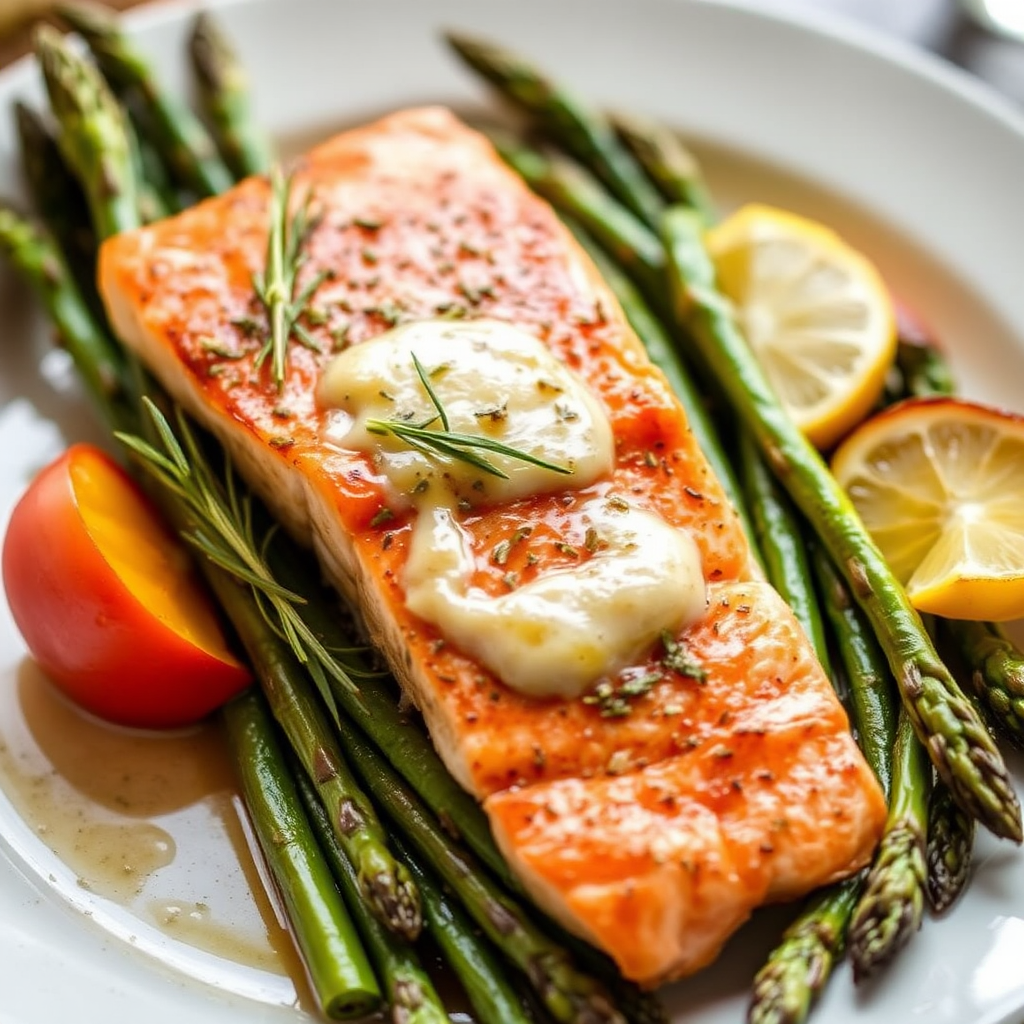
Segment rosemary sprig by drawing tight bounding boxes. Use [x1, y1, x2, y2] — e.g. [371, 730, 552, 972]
[116, 397, 361, 712]
[366, 352, 573, 481]
[252, 166, 328, 389]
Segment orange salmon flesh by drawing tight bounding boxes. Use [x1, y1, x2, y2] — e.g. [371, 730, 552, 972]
[99, 107, 886, 985]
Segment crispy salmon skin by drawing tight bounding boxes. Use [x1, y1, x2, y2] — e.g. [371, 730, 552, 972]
[99, 106, 886, 984]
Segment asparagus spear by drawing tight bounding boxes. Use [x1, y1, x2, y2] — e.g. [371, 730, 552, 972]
[124, 113, 171, 224]
[56, 0, 233, 196]
[225, 690, 382, 1020]
[740, 431, 829, 667]
[0, 204, 128, 426]
[395, 837, 535, 1024]
[293, 761, 448, 1024]
[945, 620, 1024, 747]
[661, 204, 1021, 842]
[610, 111, 717, 225]
[33, 24, 138, 239]
[189, 11, 273, 178]
[446, 32, 662, 227]
[925, 778, 975, 914]
[333, 713, 625, 1024]
[489, 130, 666, 305]
[813, 547, 899, 798]
[847, 708, 930, 982]
[748, 880, 859, 1024]
[191, 542, 421, 940]
[13, 101, 102, 315]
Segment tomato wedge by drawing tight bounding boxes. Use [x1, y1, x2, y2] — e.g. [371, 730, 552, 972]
[2, 444, 251, 728]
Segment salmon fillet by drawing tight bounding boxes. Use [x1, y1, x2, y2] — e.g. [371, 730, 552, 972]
[98, 106, 887, 985]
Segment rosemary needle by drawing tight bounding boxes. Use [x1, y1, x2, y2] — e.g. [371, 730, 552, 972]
[252, 166, 328, 389]
[117, 397, 360, 709]
[365, 352, 572, 480]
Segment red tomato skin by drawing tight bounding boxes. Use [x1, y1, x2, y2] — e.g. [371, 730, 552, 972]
[2, 444, 251, 729]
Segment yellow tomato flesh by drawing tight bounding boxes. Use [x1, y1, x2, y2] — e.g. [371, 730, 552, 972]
[71, 453, 239, 665]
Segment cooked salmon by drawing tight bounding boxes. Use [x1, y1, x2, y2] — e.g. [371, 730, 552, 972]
[99, 106, 887, 985]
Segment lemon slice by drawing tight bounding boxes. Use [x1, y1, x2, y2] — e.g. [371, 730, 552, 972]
[706, 204, 897, 449]
[832, 397, 1024, 621]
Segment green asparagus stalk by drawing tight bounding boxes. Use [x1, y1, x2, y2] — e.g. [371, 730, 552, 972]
[124, 114, 170, 224]
[748, 880, 859, 1024]
[224, 690, 382, 1020]
[56, 1, 233, 197]
[925, 778, 975, 913]
[489, 130, 666, 305]
[945, 620, 1024, 747]
[661, 204, 1021, 843]
[740, 431, 829, 667]
[610, 111, 717, 225]
[293, 760, 448, 1024]
[446, 32, 662, 227]
[191, 544, 421, 940]
[813, 545, 899, 799]
[189, 11, 273, 178]
[847, 708, 930, 982]
[13, 101, 102, 315]
[395, 837, 535, 1024]
[332, 712, 625, 1024]
[33, 24, 138, 239]
[0, 204, 129, 427]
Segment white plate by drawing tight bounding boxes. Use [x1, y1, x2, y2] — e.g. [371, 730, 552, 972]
[1, 1, 1024, 1022]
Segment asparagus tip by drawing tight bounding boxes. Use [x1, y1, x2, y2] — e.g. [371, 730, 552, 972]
[848, 822, 926, 983]
[926, 784, 976, 914]
[364, 865, 422, 942]
[189, 10, 242, 93]
[55, 0, 118, 39]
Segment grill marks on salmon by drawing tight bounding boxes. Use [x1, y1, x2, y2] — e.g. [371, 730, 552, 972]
[98, 106, 887, 985]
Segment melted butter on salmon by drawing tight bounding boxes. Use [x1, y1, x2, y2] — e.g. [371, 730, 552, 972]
[98, 106, 887, 985]
[320, 317, 707, 698]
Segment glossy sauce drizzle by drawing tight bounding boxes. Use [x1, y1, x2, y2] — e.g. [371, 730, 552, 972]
[0, 658, 313, 1009]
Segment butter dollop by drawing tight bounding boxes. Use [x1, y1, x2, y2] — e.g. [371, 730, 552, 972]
[320, 318, 707, 699]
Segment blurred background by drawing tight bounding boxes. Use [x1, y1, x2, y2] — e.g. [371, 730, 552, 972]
[1, 0, 1024, 102]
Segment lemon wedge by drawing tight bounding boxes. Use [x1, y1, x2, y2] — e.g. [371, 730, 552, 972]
[706, 204, 897, 449]
[831, 397, 1024, 621]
